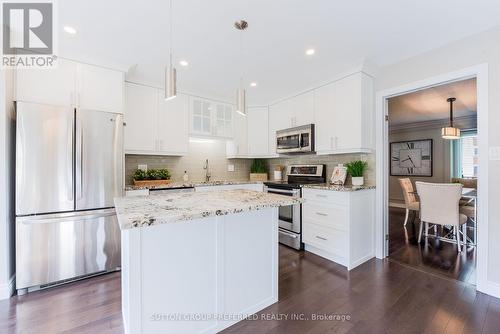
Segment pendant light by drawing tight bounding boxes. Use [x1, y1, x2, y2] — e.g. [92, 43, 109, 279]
[164, 0, 177, 100]
[441, 97, 460, 140]
[235, 20, 248, 116]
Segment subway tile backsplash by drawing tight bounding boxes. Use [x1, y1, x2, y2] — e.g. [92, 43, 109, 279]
[265, 153, 375, 186]
[125, 140, 375, 186]
[125, 140, 253, 185]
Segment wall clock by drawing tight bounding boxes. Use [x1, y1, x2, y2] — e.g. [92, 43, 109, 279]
[390, 139, 433, 176]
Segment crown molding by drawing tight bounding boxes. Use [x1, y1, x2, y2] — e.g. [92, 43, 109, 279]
[389, 115, 477, 134]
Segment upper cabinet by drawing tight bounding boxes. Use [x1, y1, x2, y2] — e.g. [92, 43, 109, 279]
[189, 97, 233, 138]
[314, 72, 374, 154]
[124, 83, 158, 153]
[124, 82, 189, 156]
[157, 93, 189, 154]
[226, 110, 248, 158]
[15, 58, 77, 107]
[247, 107, 270, 157]
[290, 91, 314, 127]
[15, 58, 124, 113]
[78, 63, 124, 112]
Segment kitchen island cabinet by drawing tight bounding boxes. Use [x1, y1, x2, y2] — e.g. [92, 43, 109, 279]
[115, 189, 300, 334]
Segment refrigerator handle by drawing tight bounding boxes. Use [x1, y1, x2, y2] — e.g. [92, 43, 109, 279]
[67, 121, 74, 201]
[79, 129, 84, 199]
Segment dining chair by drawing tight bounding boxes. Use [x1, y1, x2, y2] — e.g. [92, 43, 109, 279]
[398, 178, 420, 226]
[416, 182, 468, 253]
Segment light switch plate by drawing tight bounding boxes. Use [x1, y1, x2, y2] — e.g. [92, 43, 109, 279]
[227, 164, 235, 172]
[489, 147, 500, 161]
[138, 164, 148, 171]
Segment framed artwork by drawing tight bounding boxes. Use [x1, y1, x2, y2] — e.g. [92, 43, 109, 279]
[330, 164, 347, 185]
[390, 139, 433, 176]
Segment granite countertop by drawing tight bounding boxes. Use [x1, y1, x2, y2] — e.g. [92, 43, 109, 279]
[114, 189, 302, 230]
[125, 180, 262, 191]
[302, 184, 376, 191]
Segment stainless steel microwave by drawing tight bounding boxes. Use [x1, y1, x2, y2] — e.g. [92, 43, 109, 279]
[276, 124, 315, 154]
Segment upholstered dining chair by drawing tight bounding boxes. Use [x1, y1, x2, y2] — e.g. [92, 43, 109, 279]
[398, 178, 420, 226]
[416, 182, 468, 253]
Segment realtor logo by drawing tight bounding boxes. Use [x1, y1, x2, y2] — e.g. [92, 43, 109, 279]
[1, 1, 57, 68]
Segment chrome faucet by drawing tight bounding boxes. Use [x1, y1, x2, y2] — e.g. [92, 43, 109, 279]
[203, 159, 211, 182]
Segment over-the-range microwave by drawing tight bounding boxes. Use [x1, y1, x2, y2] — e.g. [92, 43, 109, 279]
[276, 124, 315, 154]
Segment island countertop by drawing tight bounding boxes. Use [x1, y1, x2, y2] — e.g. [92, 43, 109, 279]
[114, 189, 302, 230]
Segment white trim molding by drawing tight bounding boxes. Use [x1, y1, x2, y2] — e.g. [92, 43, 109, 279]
[375, 64, 490, 295]
[0, 274, 15, 300]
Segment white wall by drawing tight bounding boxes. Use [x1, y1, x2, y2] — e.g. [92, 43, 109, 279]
[389, 127, 451, 202]
[0, 69, 15, 299]
[376, 26, 500, 288]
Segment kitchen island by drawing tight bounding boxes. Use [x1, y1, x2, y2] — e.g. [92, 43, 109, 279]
[114, 189, 301, 334]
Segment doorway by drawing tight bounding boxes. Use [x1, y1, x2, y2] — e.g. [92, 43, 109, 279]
[375, 64, 489, 292]
[386, 78, 477, 284]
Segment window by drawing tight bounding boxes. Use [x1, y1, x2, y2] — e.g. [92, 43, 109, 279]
[452, 131, 478, 178]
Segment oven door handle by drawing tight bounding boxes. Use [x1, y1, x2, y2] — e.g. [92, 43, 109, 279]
[267, 188, 300, 196]
[279, 229, 298, 239]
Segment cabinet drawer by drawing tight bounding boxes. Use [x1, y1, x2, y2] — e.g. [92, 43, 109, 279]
[302, 188, 349, 206]
[303, 202, 348, 231]
[303, 223, 347, 257]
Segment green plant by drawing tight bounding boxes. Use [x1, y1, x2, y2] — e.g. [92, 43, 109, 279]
[133, 169, 148, 181]
[250, 159, 267, 174]
[345, 160, 367, 177]
[133, 168, 171, 181]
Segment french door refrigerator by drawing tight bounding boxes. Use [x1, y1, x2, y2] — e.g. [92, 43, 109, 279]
[15, 101, 123, 293]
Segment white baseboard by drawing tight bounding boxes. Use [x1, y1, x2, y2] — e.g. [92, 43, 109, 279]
[482, 280, 500, 299]
[0, 275, 15, 300]
[305, 244, 347, 268]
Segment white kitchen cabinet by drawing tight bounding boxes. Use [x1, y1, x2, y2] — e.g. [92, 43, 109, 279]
[124, 82, 189, 156]
[158, 93, 189, 155]
[289, 91, 314, 127]
[124, 82, 158, 153]
[314, 72, 374, 155]
[302, 187, 375, 270]
[15, 58, 77, 107]
[15, 58, 124, 113]
[78, 63, 124, 112]
[247, 107, 270, 157]
[226, 109, 248, 158]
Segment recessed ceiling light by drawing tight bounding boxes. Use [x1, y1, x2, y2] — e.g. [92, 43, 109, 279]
[179, 60, 189, 67]
[63, 26, 77, 34]
[250, 82, 257, 87]
[305, 48, 315, 56]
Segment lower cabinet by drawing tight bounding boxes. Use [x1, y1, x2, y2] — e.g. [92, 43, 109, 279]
[302, 188, 375, 270]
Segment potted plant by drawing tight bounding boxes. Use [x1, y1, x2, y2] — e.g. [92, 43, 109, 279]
[133, 168, 172, 187]
[345, 160, 368, 186]
[249, 159, 268, 181]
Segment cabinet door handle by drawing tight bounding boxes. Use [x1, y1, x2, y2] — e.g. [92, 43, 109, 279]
[316, 212, 328, 217]
[316, 194, 328, 198]
[315, 235, 327, 241]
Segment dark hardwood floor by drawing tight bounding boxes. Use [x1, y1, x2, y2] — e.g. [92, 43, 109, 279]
[388, 207, 476, 285]
[1, 245, 497, 334]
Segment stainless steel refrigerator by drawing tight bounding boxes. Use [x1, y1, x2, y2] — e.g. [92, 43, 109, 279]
[15, 101, 123, 294]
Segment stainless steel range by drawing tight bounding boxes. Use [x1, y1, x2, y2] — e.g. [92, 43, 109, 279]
[264, 164, 326, 250]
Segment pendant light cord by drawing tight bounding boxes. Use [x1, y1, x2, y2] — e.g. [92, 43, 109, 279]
[239, 27, 243, 89]
[169, 0, 173, 67]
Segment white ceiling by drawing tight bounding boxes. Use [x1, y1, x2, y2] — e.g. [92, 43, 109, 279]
[58, 0, 500, 105]
[388, 78, 477, 125]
